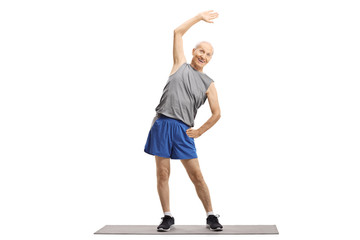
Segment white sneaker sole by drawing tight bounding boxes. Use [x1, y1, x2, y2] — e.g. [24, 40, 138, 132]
[206, 224, 223, 231]
[157, 224, 174, 232]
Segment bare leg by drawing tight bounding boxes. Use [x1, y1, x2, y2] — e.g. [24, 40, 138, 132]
[155, 155, 171, 212]
[181, 158, 213, 212]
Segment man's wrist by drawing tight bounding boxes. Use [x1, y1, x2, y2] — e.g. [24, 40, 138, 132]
[198, 127, 205, 135]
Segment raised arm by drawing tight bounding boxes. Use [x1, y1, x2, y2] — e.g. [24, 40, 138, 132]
[171, 11, 219, 69]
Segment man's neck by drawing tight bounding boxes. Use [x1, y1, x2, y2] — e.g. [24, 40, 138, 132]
[190, 62, 203, 73]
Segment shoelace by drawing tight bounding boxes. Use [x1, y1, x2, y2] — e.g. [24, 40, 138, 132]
[159, 215, 172, 225]
[208, 214, 221, 224]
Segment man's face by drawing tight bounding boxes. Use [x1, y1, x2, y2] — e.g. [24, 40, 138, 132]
[192, 43, 213, 68]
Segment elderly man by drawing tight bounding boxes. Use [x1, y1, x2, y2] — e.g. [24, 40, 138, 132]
[144, 10, 222, 232]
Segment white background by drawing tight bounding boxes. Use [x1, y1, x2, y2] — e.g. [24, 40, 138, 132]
[1, 0, 359, 240]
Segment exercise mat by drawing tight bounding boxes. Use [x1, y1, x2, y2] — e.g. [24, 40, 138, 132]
[94, 225, 279, 235]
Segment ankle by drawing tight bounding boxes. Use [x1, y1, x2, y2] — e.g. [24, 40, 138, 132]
[207, 211, 215, 217]
[164, 211, 173, 217]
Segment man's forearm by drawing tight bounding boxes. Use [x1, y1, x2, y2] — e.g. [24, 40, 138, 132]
[198, 114, 221, 135]
[174, 14, 202, 36]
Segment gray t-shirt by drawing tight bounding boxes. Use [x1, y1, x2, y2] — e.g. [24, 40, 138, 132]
[150, 62, 214, 129]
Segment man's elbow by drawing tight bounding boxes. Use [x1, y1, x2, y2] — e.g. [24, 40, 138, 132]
[213, 112, 221, 119]
[174, 29, 184, 36]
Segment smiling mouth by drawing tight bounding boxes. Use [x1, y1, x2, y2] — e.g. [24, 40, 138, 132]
[198, 57, 205, 64]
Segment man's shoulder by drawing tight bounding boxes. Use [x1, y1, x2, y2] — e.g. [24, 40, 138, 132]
[169, 61, 187, 77]
[206, 81, 215, 94]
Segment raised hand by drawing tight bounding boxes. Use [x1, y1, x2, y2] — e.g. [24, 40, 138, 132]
[199, 10, 219, 23]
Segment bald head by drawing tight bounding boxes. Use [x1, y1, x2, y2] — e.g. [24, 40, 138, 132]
[195, 41, 214, 56]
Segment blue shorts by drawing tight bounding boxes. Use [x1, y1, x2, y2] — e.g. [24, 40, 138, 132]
[144, 114, 198, 160]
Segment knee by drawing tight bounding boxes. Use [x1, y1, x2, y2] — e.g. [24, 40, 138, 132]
[157, 169, 170, 182]
[190, 172, 205, 185]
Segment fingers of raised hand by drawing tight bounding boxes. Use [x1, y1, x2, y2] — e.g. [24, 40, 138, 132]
[204, 11, 219, 22]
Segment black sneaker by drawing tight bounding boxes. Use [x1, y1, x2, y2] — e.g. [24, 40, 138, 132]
[206, 214, 223, 231]
[157, 215, 175, 232]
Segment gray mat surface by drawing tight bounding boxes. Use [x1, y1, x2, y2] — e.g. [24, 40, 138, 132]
[94, 225, 279, 235]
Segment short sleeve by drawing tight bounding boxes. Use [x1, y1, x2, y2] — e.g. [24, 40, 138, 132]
[205, 78, 214, 92]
